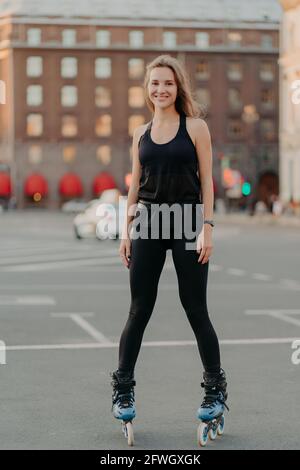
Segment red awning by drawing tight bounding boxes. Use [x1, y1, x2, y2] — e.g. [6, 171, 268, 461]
[93, 172, 116, 196]
[59, 173, 83, 197]
[0, 172, 12, 196]
[24, 173, 48, 196]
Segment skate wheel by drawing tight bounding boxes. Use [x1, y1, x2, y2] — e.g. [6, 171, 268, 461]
[217, 415, 225, 436]
[197, 422, 209, 447]
[124, 421, 134, 446]
[209, 423, 217, 440]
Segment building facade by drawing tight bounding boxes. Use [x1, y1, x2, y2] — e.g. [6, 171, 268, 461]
[278, 0, 300, 208]
[0, 0, 281, 208]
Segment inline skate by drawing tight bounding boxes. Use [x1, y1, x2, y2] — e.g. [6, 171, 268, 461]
[110, 369, 136, 446]
[197, 368, 229, 447]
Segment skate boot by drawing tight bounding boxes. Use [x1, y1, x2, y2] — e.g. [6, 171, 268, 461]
[110, 369, 136, 446]
[110, 369, 136, 421]
[197, 368, 229, 446]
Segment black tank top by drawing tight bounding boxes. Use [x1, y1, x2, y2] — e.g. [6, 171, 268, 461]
[137, 112, 202, 204]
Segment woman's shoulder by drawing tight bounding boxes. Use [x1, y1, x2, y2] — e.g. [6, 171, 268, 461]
[186, 116, 210, 137]
[133, 122, 151, 146]
[186, 116, 208, 127]
[134, 122, 150, 138]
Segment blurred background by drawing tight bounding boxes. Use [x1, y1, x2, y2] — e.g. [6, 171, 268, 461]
[0, 0, 299, 220]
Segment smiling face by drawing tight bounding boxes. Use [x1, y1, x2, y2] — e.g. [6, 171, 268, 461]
[147, 66, 178, 110]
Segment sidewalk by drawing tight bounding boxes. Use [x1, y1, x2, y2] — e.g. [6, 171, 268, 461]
[214, 211, 300, 227]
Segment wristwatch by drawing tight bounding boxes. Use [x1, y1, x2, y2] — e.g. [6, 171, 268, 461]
[203, 219, 215, 227]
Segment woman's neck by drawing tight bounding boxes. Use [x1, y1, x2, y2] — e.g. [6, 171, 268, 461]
[152, 108, 180, 125]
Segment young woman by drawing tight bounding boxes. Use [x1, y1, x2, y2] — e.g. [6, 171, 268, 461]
[110, 55, 228, 431]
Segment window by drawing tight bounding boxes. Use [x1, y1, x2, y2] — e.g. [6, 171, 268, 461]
[62, 29, 76, 46]
[61, 116, 78, 137]
[195, 88, 210, 110]
[227, 119, 243, 138]
[128, 115, 145, 136]
[95, 115, 111, 136]
[26, 57, 43, 77]
[95, 86, 111, 107]
[227, 32, 242, 47]
[261, 119, 275, 140]
[195, 32, 209, 49]
[61, 57, 77, 78]
[95, 58, 111, 78]
[195, 61, 210, 80]
[27, 85, 42, 106]
[261, 34, 273, 49]
[163, 31, 177, 48]
[27, 114, 43, 136]
[129, 31, 144, 48]
[261, 89, 275, 110]
[128, 87, 144, 107]
[227, 62, 243, 81]
[27, 28, 41, 46]
[260, 62, 274, 82]
[228, 89, 242, 110]
[28, 145, 42, 164]
[61, 86, 78, 107]
[96, 30, 110, 48]
[96, 145, 111, 165]
[128, 58, 144, 79]
[63, 146, 76, 163]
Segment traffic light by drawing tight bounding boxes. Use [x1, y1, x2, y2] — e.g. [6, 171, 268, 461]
[242, 182, 251, 196]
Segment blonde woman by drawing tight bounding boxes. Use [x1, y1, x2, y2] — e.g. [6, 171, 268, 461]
[110, 55, 228, 445]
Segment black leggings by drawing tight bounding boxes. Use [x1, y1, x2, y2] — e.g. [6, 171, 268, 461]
[118, 202, 221, 375]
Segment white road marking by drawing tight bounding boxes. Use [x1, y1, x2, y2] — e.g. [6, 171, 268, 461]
[50, 312, 112, 344]
[210, 264, 223, 272]
[227, 268, 246, 276]
[5, 337, 300, 351]
[1, 256, 122, 272]
[0, 283, 291, 291]
[279, 279, 300, 290]
[0, 249, 118, 265]
[0, 295, 56, 305]
[252, 273, 272, 281]
[245, 309, 300, 327]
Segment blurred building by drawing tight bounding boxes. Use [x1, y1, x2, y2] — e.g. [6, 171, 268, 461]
[278, 0, 300, 208]
[0, 0, 281, 208]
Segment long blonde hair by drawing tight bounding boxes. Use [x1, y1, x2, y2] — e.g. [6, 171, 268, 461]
[143, 54, 205, 118]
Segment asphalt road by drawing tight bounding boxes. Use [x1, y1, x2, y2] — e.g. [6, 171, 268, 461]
[0, 210, 299, 450]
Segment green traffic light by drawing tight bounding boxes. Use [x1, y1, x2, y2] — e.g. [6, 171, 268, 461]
[242, 182, 251, 196]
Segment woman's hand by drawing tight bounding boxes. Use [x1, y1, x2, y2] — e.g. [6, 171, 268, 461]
[196, 224, 213, 264]
[119, 236, 132, 269]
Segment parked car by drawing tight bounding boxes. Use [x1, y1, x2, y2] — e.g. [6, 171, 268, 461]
[73, 189, 127, 240]
[95, 198, 126, 240]
[73, 200, 102, 239]
[61, 199, 91, 214]
[97, 188, 122, 204]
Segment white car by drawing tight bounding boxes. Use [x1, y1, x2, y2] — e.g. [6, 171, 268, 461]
[61, 199, 90, 214]
[73, 199, 102, 239]
[95, 198, 127, 241]
[73, 189, 127, 240]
